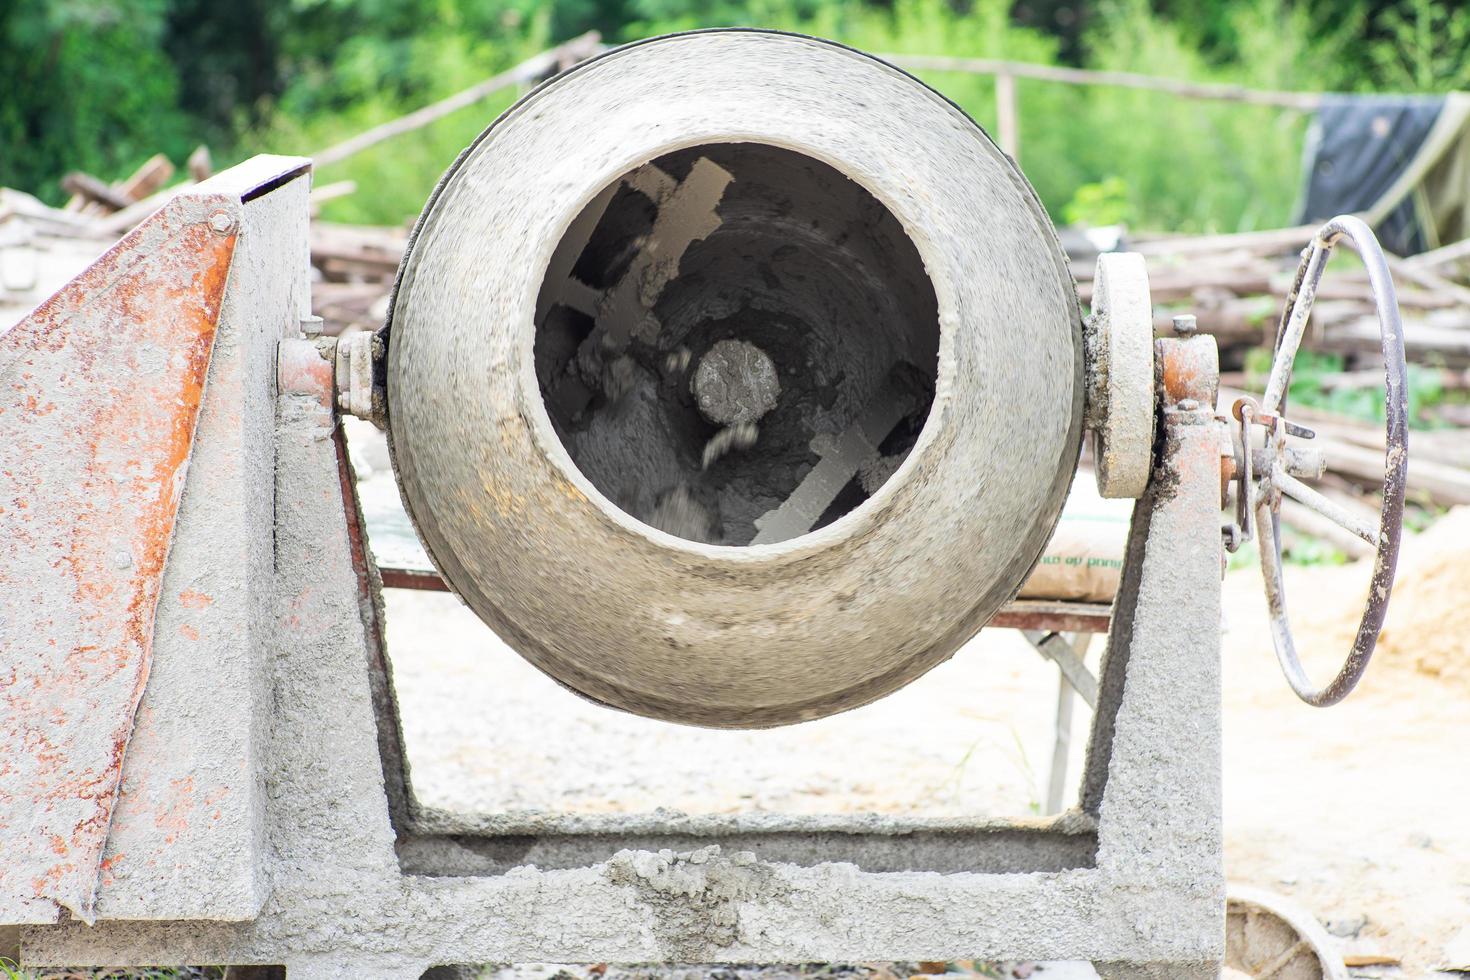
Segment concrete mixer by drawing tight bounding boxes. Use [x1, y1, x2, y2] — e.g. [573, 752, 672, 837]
[0, 29, 1408, 979]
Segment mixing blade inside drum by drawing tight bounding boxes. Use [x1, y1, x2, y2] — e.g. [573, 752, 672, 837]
[533, 142, 940, 546]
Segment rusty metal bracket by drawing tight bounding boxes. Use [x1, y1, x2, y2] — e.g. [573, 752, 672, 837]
[1235, 215, 1409, 707]
[0, 155, 310, 924]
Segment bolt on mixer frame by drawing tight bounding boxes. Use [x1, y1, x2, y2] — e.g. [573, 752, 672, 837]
[2, 85, 1408, 980]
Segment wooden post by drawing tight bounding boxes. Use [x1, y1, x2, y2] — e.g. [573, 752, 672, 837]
[995, 70, 1019, 161]
[1046, 632, 1093, 814]
[187, 145, 214, 182]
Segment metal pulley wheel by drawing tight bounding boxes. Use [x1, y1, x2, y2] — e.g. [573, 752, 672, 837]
[385, 30, 1085, 727]
[1224, 215, 1408, 707]
[1224, 886, 1349, 980]
[1085, 252, 1155, 499]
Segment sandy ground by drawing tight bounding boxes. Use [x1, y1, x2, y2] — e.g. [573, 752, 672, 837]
[386, 586, 1067, 820]
[358, 427, 1469, 977]
[1214, 550, 1470, 978]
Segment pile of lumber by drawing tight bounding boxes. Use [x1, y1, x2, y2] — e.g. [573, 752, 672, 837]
[1074, 224, 1470, 364]
[0, 151, 391, 334]
[1078, 225, 1470, 554]
[1103, 226, 1470, 552]
[0, 31, 605, 336]
[0, 155, 182, 326]
[310, 222, 407, 334]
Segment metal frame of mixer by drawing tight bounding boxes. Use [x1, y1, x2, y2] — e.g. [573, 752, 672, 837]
[4, 156, 1225, 980]
[4, 148, 1409, 978]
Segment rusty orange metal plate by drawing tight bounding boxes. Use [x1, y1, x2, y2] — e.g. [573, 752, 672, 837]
[0, 193, 238, 922]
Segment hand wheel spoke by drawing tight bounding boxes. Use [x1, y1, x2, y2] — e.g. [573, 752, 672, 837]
[1272, 464, 1379, 547]
[1263, 244, 1329, 416]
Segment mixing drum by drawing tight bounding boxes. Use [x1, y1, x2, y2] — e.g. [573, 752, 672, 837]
[386, 29, 1084, 727]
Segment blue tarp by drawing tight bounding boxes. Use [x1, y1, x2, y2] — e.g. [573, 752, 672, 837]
[1299, 94, 1445, 255]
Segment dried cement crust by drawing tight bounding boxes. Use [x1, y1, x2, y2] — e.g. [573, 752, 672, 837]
[386, 30, 1083, 728]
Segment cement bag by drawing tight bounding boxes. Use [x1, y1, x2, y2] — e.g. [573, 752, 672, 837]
[1018, 482, 1131, 603]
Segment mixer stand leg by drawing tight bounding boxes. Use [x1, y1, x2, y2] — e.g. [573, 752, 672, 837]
[1093, 961, 1218, 979]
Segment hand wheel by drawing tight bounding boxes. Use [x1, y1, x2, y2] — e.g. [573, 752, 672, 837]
[1225, 215, 1409, 706]
[1225, 885, 1349, 979]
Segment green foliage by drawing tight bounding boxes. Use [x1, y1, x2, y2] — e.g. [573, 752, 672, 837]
[8, 0, 1470, 230]
[0, 0, 195, 202]
[1366, 0, 1470, 92]
[163, 0, 285, 134]
[1061, 0, 1358, 232]
[1063, 176, 1134, 227]
[1280, 534, 1349, 566]
[243, 7, 552, 224]
[1243, 346, 1451, 428]
[1225, 532, 1348, 570]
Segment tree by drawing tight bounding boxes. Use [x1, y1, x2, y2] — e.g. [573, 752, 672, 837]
[0, 0, 192, 200]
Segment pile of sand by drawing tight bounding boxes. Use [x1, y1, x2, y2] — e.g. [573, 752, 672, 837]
[1338, 505, 1470, 688]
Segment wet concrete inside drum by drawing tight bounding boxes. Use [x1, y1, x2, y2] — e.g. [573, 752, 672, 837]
[533, 142, 941, 545]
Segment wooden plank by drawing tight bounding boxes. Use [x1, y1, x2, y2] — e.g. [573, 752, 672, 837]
[995, 71, 1019, 159]
[186, 145, 213, 182]
[116, 153, 175, 203]
[1131, 224, 1318, 258]
[1325, 317, 1470, 359]
[990, 600, 1112, 634]
[1318, 434, 1470, 506]
[1384, 252, 1470, 309]
[61, 171, 133, 212]
[309, 180, 357, 206]
[1403, 236, 1470, 270]
[95, 184, 196, 236]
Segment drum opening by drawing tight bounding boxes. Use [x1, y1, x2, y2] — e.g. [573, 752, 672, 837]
[533, 142, 940, 545]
